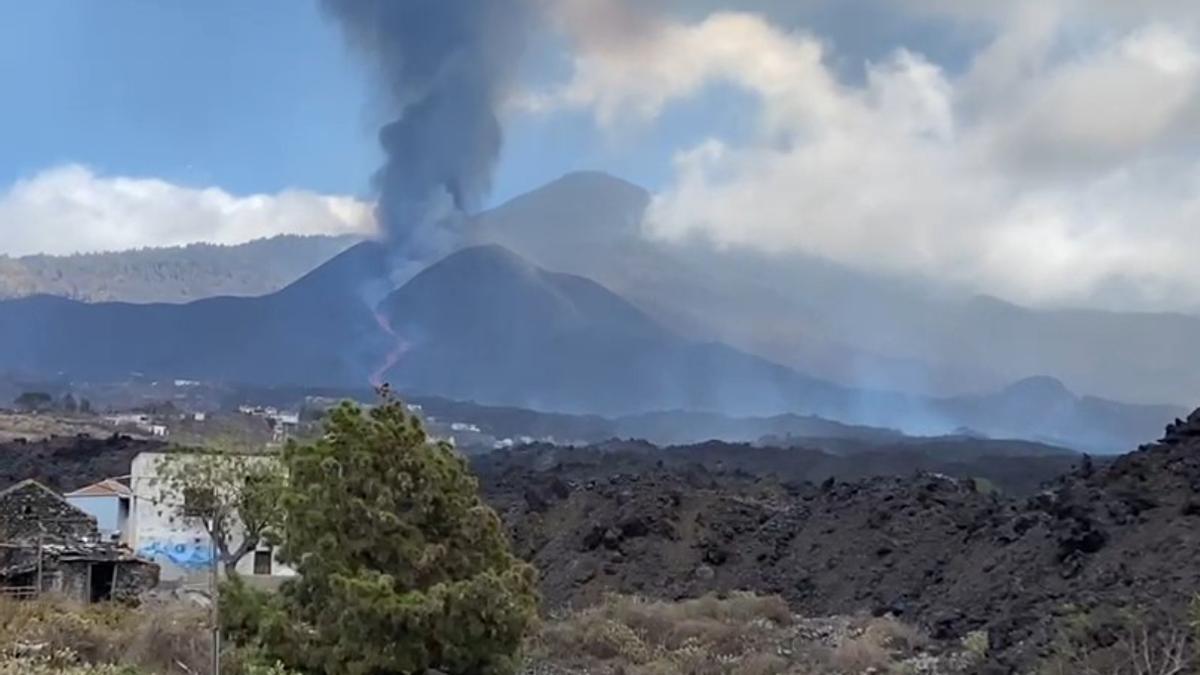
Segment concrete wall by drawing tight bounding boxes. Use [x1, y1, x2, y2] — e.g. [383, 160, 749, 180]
[65, 495, 125, 541]
[129, 452, 295, 582]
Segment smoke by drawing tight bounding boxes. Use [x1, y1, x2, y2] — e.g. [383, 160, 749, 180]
[322, 0, 533, 260]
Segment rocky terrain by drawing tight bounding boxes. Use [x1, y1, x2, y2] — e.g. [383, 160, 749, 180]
[0, 239, 1181, 452]
[479, 417, 1200, 672]
[4, 416, 1197, 671]
[0, 434, 165, 493]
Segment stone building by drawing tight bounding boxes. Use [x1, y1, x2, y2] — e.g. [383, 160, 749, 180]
[0, 479, 96, 542]
[0, 480, 157, 602]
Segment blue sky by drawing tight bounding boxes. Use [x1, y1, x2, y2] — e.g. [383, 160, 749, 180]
[0, 0, 376, 195]
[0, 0, 747, 205]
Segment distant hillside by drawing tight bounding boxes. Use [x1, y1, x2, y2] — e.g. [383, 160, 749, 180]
[0, 242, 396, 387]
[471, 172, 1200, 407]
[377, 246, 1180, 452]
[0, 241, 1182, 452]
[0, 234, 362, 303]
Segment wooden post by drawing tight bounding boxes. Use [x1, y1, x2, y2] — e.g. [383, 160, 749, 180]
[35, 523, 44, 597]
[210, 530, 220, 675]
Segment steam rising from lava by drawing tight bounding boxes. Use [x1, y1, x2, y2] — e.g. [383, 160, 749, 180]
[321, 0, 533, 261]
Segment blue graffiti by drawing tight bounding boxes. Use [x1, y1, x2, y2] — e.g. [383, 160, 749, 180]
[138, 539, 214, 570]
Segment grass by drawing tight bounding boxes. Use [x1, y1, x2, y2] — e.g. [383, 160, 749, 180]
[0, 592, 969, 674]
[529, 593, 948, 675]
[1038, 600, 1199, 675]
[0, 596, 209, 675]
[0, 658, 141, 675]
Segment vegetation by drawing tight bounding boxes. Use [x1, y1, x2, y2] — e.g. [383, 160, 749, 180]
[0, 596, 208, 674]
[232, 396, 539, 675]
[13, 392, 54, 413]
[1039, 599, 1200, 675]
[154, 450, 286, 575]
[529, 593, 959, 675]
[0, 234, 359, 304]
[9, 393, 92, 416]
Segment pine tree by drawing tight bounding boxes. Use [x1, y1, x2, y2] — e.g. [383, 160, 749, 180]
[262, 397, 538, 675]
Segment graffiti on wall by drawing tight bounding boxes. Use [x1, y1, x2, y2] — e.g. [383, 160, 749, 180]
[138, 538, 213, 570]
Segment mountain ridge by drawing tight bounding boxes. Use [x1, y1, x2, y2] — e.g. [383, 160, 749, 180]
[5, 171, 1198, 407]
[0, 234, 363, 304]
[0, 240, 1183, 452]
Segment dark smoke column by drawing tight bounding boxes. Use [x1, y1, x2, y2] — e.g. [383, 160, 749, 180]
[322, 0, 531, 260]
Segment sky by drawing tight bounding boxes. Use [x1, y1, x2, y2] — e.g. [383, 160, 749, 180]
[2, 0, 1199, 313]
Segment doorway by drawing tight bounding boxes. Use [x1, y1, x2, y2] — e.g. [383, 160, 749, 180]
[89, 562, 115, 602]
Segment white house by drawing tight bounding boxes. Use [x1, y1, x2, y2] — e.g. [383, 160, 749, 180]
[105, 413, 151, 427]
[127, 451, 295, 582]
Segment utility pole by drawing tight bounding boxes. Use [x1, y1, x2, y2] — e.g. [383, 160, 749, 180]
[35, 522, 44, 598]
[210, 526, 221, 675]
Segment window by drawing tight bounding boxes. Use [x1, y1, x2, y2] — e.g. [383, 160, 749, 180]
[253, 549, 273, 576]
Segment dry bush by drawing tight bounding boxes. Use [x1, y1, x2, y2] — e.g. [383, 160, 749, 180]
[819, 615, 933, 675]
[736, 652, 790, 675]
[0, 657, 140, 675]
[862, 616, 928, 653]
[0, 595, 209, 675]
[531, 594, 945, 675]
[1039, 604, 1197, 675]
[532, 593, 799, 675]
[118, 603, 211, 674]
[830, 634, 892, 674]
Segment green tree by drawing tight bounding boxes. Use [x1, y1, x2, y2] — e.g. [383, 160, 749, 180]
[13, 391, 54, 413]
[155, 450, 286, 576]
[257, 397, 538, 675]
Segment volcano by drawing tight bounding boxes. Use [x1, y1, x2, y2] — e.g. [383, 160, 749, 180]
[0, 240, 1181, 451]
[376, 244, 851, 416]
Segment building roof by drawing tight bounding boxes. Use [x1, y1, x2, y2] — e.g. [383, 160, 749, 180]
[0, 478, 69, 503]
[0, 541, 152, 576]
[65, 479, 132, 499]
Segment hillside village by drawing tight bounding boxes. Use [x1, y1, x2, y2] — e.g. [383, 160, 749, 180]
[0, 392, 582, 604]
[0, 450, 293, 604]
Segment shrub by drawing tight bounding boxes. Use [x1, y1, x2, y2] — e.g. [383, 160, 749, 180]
[829, 634, 892, 673]
[531, 593, 796, 675]
[530, 595, 946, 675]
[243, 398, 539, 675]
[0, 596, 209, 675]
[1039, 604, 1195, 675]
[0, 657, 143, 675]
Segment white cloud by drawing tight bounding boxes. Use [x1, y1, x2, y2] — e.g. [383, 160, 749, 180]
[982, 23, 1200, 170]
[532, 2, 1200, 311]
[0, 165, 376, 257]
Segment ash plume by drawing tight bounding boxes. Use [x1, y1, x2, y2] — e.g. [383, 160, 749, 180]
[322, 0, 532, 260]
